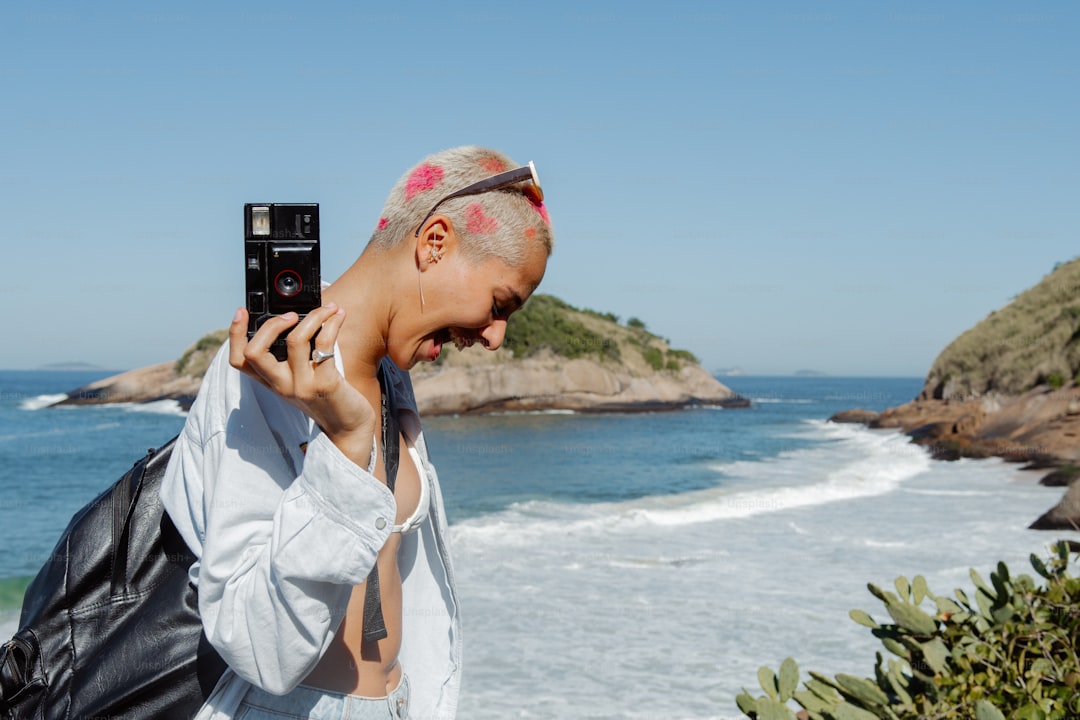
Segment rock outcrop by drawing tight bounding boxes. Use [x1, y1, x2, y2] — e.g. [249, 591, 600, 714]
[919, 257, 1080, 401]
[832, 257, 1080, 529]
[1040, 466, 1080, 487]
[55, 361, 204, 410]
[53, 346, 742, 416]
[827, 408, 881, 425]
[50, 297, 745, 415]
[866, 385, 1080, 466]
[54, 329, 227, 411]
[410, 348, 742, 415]
[1029, 481, 1080, 531]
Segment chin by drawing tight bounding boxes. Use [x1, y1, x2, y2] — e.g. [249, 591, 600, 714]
[382, 345, 413, 371]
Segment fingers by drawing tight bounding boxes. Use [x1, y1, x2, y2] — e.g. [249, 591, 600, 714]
[228, 304, 345, 403]
[228, 308, 249, 370]
[225, 303, 375, 458]
[231, 309, 299, 389]
[285, 303, 342, 376]
[309, 309, 347, 397]
[312, 307, 347, 366]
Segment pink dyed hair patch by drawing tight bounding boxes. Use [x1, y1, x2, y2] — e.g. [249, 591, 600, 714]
[479, 156, 507, 173]
[465, 203, 498, 235]
[531, 200, 550, 225]
[405, 163, 444, 200]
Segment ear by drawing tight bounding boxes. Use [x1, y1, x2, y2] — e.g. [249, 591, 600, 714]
[415, 215, 457, 270]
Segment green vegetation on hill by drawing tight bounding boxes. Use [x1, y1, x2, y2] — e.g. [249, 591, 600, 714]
[504, 294, 700, 371]
[924, 257, 1080, 399]
[503, 294, 622, 361]
[175, 295, 704, 376]
[737, 542, 1080, 720]
[174, 329, 227, 378]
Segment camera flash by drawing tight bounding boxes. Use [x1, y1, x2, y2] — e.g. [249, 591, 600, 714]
[251, 206, 271, 236]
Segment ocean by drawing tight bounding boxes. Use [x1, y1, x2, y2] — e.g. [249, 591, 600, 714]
[0, 371, 1072, 719]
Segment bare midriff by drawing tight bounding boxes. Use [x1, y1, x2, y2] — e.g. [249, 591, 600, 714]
[303, 429, 422, 697]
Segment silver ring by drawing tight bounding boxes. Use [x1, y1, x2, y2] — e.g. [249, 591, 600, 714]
[311, 348, 335, 365]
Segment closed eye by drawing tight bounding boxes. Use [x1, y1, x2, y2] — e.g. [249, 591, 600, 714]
[494, 289, 525, 320]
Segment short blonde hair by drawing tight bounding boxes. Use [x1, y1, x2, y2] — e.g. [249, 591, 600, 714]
[368, 146, 554, 267]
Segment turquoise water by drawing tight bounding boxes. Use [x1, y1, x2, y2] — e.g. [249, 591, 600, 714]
[0, 371, 919, 585]
[1, 371, 1071, 718]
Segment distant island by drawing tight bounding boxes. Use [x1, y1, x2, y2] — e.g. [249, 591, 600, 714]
[51, 295, 748, 415]
[831, 257, 1080, 529]
[37, 362, 111, 372]
[792, 369, 828, 377]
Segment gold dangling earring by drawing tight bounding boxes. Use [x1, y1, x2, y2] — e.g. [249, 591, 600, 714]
[418, 266, 426, 311]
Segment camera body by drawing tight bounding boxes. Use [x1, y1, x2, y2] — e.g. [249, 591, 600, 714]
[244, 203, 321, 361]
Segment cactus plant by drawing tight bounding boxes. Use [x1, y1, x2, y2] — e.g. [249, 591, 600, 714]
[735, 542, 1080, 720]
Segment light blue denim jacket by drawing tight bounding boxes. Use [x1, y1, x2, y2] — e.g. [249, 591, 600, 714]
[160, 343, 460, 720]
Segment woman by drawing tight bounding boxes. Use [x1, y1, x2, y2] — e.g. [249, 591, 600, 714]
[161, 146, 553, 720]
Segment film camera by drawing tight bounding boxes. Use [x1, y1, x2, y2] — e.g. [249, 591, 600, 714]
[244, 203, 321, 361]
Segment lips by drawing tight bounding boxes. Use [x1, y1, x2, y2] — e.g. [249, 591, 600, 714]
[428, 328, 452, 361]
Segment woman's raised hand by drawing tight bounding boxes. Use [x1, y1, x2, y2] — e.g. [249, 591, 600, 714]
[229, 303, 376, 466]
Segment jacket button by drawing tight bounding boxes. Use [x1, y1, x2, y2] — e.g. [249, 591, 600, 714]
[375, 517, 387, 530]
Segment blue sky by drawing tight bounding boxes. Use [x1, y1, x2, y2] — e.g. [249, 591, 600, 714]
[3, 1, 1077, 375]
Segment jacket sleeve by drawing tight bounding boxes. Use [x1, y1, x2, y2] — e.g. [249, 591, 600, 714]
[182, 415, 395, 695]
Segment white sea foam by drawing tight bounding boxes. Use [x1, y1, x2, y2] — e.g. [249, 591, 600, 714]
[19, 395, 186, 416]
[450, 500, 635, 548]
[901, 487, 992, 497]
[750, 397, 815, 404]
[495, 408, 577, 415]
[861, 538, 910, 548]
[117, 399, 187, 416]
[638, 425, 929, 527]
[453, 422, 1070, 718]
[453, 424, 932, 542]
[452, 424, 1031, 561]
[20, 393, 67, 411]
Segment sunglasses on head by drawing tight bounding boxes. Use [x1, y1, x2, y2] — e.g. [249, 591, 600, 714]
[414, 161, 543, 237]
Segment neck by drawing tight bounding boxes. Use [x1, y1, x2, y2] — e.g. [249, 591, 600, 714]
[321, 244, 403, 383]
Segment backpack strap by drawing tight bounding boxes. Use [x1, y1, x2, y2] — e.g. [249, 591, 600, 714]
[109, 446, 154, 598]
[361, 364, 400, 643]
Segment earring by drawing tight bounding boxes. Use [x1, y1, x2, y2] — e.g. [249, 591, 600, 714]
[418, 243, 439, 311]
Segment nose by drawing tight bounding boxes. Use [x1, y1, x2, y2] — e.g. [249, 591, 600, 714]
[479, 320, 507, 351]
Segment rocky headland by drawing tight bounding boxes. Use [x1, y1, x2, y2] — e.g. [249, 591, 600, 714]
[831, 257, 1080, 530]
[52, 295, 746, 415]
[53, 330, 227, 410]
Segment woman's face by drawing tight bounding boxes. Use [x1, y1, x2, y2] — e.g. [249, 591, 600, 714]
[389, 241, 548, 370]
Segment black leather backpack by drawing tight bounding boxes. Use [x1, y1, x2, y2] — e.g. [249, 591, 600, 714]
[0, 437, 227, 720]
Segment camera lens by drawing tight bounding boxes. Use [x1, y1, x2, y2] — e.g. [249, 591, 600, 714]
[274, 270, 302, 297]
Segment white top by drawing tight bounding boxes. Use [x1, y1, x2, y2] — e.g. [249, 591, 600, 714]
[160, 342, 461, 720]
[393, 443, 430, 535]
